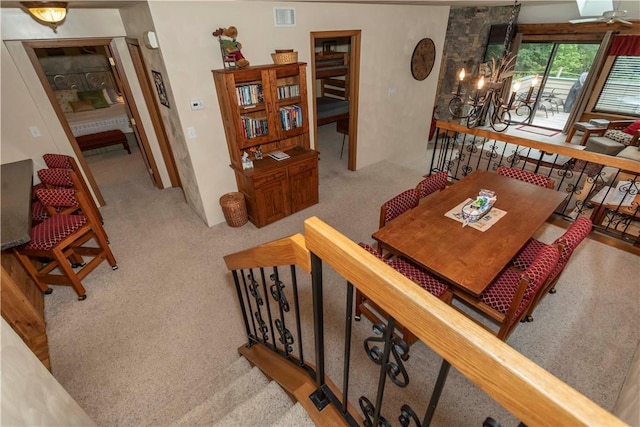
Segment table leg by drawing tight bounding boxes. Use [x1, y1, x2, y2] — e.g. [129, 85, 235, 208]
[565, 127, 577, 143]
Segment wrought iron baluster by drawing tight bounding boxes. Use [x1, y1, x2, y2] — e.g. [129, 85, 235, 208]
[231, 270, 252, 342]
[270, 268, 293, 355]
[422, 359, 451, 426]
[290, 265, 305, 366]
[342, 281, 355, 416]
[241, 269, 258, 342]
[259, 267, 277, 349]
[248, 269, 269, 343]
[309, 252, 329, 410]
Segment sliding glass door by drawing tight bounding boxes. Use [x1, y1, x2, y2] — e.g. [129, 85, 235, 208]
[513, 42, 600, 130]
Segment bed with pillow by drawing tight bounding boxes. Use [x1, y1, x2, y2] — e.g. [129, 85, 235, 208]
[315, 52, 350, 128]
[41, 54, 134, 138]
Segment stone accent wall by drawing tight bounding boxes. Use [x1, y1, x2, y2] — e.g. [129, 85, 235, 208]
[435, 6, 518, 123]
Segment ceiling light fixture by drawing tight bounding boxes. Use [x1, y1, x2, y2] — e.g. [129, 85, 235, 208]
[21, 2, 68, 33]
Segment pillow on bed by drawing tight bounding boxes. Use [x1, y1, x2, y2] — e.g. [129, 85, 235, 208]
[70, 100, 95, 112]
[54, 89, 79, 114]
[77, 90, 109, 109]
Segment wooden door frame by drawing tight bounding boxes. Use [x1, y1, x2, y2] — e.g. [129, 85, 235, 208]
[125, 38, 181, 189]
[23, 37, 167, 202]
[310, 30, 361, 171]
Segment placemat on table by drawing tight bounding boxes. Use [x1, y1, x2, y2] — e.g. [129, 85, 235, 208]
[444, 198, 507, 232]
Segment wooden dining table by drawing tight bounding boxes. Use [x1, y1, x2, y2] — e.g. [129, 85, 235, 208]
[372, 170, 568, 297]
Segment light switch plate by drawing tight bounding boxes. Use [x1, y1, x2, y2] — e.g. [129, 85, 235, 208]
[29, 126, 41, 137]
[187, 127, 197, 139]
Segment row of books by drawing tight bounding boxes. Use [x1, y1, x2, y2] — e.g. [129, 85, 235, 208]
[280, 105, 303, 131]
[277, 84, 299, 100]
[241, 115, 268, 139]
[236, 84, 264, 106]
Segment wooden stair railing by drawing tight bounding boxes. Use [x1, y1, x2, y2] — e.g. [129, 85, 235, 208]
[224, 217, 624, 426]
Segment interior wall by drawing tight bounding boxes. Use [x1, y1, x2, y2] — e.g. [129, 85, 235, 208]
[118, 3, 206, 222]
[0, 7, 179, 205]
[148, 1, 450, 225]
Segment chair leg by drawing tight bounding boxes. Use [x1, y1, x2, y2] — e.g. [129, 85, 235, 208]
[52, 246, 87, 300]
[354, 288, 364, 321]
[12, 249, 52, 294]
[340, 133, 347, 159]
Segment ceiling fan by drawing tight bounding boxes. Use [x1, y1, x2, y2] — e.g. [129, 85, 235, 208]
[569, 9, 632, 25]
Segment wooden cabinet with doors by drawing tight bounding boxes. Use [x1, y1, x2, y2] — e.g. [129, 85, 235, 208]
[213, 63, 318, 228]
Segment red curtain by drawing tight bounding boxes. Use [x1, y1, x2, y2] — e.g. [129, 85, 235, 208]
[607, 35, 640, 56]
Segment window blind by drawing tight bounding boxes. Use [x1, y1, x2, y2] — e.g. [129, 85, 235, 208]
[594, 56, 640, 117]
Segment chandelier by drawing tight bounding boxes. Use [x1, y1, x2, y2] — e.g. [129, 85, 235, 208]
[448, 1, 539, 132]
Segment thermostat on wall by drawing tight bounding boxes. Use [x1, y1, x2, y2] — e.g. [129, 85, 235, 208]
[143, 31, 159, 49]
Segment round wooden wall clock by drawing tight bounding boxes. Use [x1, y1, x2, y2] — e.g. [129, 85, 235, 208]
[410, 38, 436, 81]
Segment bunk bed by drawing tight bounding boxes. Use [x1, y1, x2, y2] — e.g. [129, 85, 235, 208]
[315, 52, 349, 128]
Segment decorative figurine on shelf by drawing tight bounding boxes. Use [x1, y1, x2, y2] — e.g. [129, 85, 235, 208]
[250, 145, 263, 160]
[241, 151, 253, 170]
[212, 26, 250, 68]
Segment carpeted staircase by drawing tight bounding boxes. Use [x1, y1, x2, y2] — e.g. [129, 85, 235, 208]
[154, 356, 315, 426]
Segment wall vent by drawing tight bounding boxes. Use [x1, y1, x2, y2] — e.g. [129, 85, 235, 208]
[274, 7, 296, 27]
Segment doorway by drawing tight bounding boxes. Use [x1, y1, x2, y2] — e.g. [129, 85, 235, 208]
[310, 30, 361, 171]
[23, 38, 178, 206]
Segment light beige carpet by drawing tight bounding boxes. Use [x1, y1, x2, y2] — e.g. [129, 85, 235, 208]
[42, 124, 639, 426]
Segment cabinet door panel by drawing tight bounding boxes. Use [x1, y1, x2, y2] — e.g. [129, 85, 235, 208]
[289, 158, 318, 213]
[255, 179, 289, 226]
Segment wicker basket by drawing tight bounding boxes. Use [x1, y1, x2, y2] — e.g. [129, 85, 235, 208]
[271, 50, 298, 65]
[220, 192, 248, 227]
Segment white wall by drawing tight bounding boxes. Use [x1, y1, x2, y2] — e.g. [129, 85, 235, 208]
[148, 1, 450, 225]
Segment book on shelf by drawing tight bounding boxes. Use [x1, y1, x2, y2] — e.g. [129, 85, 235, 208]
[240, 115, 268, 139]
[279, 105, 302, 131]
[236, 84, 264, 106]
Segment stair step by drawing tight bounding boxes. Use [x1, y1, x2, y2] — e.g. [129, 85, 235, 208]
[141, 356, 253, 426]
[174, 365, 270, 426]
[271, 402, 316, 427]
[213, 380, 294, 427]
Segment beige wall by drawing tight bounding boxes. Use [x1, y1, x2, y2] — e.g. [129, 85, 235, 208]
[148, 1, 450, 225]
[0, 319, 95, 426]
[1, 2, 449, 226]
[0, 7, 177, 200]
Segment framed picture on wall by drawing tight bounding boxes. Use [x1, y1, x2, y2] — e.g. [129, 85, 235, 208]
[322, 40, 337, 54]
[152, 70, 170, 108]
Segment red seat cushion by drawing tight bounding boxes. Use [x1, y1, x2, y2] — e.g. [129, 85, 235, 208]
[389, 257, 449, 298]
[37, 168, 73, 188]
[512, 238, 548, 270]
[24, 215, 87, 251]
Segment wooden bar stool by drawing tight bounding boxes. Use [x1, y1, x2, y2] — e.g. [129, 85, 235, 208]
[13, 188, 117, 301]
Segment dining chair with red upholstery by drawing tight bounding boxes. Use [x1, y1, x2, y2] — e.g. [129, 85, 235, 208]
[38, 167, 104, 225]
[42, 153, 103, 223]
[451, 244, 560, 341]
[416, 171, 448, 199]
[377, 188, 419, 255]
[355, 243, 452, 346]
[496, 165, 555, 189]
[13, 188, 117, 301]
[512, 216, 592, 321]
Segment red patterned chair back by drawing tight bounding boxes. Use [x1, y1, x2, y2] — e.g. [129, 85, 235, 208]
[43, 153, 72, 169]
[547, 216, 592, 283]
[521, 244, 560, 301]
[417, 171, 448, 198]
[497, 166, 555, 189]
[379, 188, 419, 228]
[35, 188, 78, 208]
[38, 168, 73, 188]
